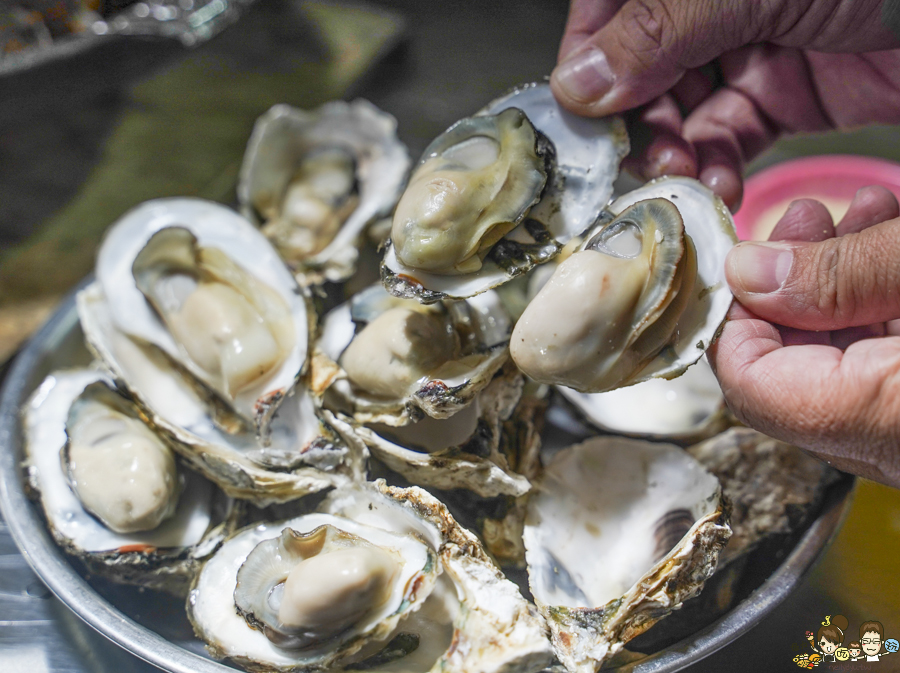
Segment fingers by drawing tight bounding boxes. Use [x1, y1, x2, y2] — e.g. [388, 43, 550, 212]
[558, 0, 629, 61]
[550, 0, 763, 117]
[767, 199, 835, 242]
[835, 185, 900, 236]
[709, 317, 900, 487]
[725, 218, 900, 330]
[623, 95, 697, 180]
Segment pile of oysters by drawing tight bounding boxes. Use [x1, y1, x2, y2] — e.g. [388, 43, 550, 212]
[22, 87, 839, 672]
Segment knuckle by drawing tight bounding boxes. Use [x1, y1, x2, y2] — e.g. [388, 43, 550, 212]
[805, 239, 843, 321]
[620, 0, 676, 68]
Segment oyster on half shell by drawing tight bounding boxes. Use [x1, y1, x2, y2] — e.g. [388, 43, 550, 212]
[95, 198, 310, 440]
[238, 100, 411, 283]
[512, 176, 737, 393]
[312, 283, 512, 426]
[24, 368, 239, 593]
[382, 82, 629, 303]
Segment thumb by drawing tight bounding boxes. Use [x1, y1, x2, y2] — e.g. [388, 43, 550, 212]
[726, 218, 900, 331]
[550, 0, 763, 117]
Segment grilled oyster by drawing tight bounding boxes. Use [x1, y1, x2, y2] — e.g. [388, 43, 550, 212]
[23, 369, 238, 593]
[95, 198, 310, 439]
[312, 284, 511, 426]
[382, 82, 628, 303]
[238, 101, 411, 282]
[512, 176, 737, 393]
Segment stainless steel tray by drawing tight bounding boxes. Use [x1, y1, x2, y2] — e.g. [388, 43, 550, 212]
[0, 287, 854, 673]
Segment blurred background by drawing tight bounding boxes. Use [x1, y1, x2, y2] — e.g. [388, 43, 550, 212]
[1, 1, 899, 671]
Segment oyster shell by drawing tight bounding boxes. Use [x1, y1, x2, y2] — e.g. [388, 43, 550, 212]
[687, 427, 840, 566]
[556, 356, 731, 442]
[238, 101, 411, 282]
[353, 362, 532, 498]
[188, 511, 439, 672]
[382, 82, 628, 303]
[312, 283, 511, 426]
[524, 436, 731, 672]
[78, 283, 364, 506]
[512, 176, 737, 393]
[320, 481, 555, 673]
[23, 368, 238, 592]
[95, 197, 310, 439]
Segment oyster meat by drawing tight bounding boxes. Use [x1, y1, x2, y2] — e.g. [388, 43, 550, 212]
[382, 82, 628, 302]
[24, 368, 236, 592]
[512, 176, 737, 393]
[238, 100, 411, 282]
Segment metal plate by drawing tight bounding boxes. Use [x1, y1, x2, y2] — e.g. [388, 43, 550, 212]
[0, 287, 854, 673]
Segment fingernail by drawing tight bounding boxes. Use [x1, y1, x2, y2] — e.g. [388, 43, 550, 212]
[552, 47, 615, 103]
[727, 242, 793, 294]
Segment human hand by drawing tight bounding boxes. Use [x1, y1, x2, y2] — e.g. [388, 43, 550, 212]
[551, 0, 900, 208]
[707, 186, 900, 488]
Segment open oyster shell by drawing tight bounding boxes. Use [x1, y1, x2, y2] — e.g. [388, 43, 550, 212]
[320, 481, 555, 673]
[312, 283, 512, 426]
[23, 368, 239, 593]
[78, 283, 365, 506]
[95, 197, 310, 440]
[382, 82, 629, 303]
[188, 511, 439, 672]
[353, 362, 532, 498]
[238, 101, 411, 283]
[512, 176, 737, 393]
[556, 356, 732, 443]
[524, 437, 731, 672]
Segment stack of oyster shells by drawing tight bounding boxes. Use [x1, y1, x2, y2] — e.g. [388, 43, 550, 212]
[22, 88, 838, 673]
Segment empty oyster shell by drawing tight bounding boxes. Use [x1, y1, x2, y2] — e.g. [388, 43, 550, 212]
[524, 436, 731, 672]
[512, 176, 737, 393]
[23, 369, 238, 593]
[95, 198, 311, 439]
[382, 82, 628, 303]
[238, 101, 411, 282]
[312, 283, 511, 426]
[556, 356, 731, 442]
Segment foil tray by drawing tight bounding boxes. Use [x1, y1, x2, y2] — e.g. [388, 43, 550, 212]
[0, 285, 854, 673]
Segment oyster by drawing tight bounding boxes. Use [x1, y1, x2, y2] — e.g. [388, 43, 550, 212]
[312, 283, 511, 426]
[391, 107, 549, 275]
[382, 82, 628, 302]
[238, 101, 411, 282]
[524, 436, 731, 672]
[78, 283, 364, 506]
[95, 197, 310, 439]
[353, 362, 532, 498]
[320, 482, 555, 673]
[188, 511, 439, 672]
[23, 369, 238, 592]
[512, 176, 737, 393]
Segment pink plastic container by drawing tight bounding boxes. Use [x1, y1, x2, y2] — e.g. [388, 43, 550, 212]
[733, 155, 900, 241]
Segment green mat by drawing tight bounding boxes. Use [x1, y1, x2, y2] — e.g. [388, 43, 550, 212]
[0, 0, 404, 362]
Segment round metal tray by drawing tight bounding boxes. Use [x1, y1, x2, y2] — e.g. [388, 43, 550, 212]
[0, 286, 854, 673]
